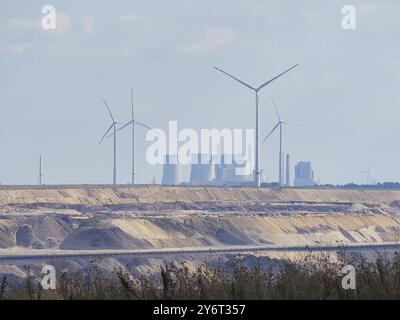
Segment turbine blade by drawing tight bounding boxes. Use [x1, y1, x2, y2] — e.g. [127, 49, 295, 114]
[281, 121, 303, 126]
[262, 122, 280, 143]
[257, 64, 299, 91]
[270, 97, 281, 122]
[133, 120, 152, 130]
[99, 123, 114, 144]
[102, 98, 115, 122]
[214, 67, 256, 90]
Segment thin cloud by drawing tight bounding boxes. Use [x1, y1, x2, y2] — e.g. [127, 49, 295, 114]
[48, 11, 72, 35]
[118, 14, 153, 26]
[392, 59, 400, 81]
[358, 3, 400, 16]
[7, 17, 40, 31]
[179, 27, 237, 54]
[237, 0, 280, 16]
[6, 11, 72, 35]
[82, 16, 95, 35]
[44, 43, 137, 58]
[303, 10, 331, 26]
[0, 43, 34, 56]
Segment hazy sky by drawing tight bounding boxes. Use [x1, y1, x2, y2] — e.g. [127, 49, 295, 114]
[1, 0, 399, 185]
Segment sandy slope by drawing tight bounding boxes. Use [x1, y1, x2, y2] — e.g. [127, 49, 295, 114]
[1, 185, 400, 205]
[1, 186, 400, 250]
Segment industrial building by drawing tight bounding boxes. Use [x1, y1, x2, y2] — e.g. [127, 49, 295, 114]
[161, 153, 253, 186]
[189, 154, 216, 185]
[294, 161, 315, 187]
[214, 153, 253, 186]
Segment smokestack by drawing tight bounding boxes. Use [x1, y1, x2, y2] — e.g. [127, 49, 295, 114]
[285, 153, 290, 186]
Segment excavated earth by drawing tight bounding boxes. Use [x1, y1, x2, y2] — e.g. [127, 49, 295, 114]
[1, 185, 400, 278]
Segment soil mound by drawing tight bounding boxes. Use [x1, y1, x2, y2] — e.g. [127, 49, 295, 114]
[60, 221, 151, 250]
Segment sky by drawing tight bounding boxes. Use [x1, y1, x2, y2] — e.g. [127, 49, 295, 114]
[0, 0, 399, 185]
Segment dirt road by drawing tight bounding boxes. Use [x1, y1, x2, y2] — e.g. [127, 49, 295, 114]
[1, 242, 399, 264]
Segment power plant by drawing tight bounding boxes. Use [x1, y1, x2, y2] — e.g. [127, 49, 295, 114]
[189, 154, 216, 185]
[214, 152, 254, 186]
[161, 152, 254, 186]
[294, 161, 315, 187]
[96, 66, 299, 187]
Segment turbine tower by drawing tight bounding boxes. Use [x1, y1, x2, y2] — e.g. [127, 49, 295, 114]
[99, 98, 119, 185]
[285, 153, 290, 186]
[214, 64, 298, 187]
[111, 90, 152, 185]
[263, 97, 299, 187]
[38, 155, 43, 186]
[131, 89, 135, 184]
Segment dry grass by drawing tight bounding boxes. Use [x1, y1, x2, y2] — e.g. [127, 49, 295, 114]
[2, 250, 400, 300]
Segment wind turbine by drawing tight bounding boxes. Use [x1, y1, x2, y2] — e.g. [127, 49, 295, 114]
[263, 97, 299, 187]
[214, 64, 298, 187]
[110, 90, 152, 185]
[99, 98, 119, 185]
[357, 163, 372, 185]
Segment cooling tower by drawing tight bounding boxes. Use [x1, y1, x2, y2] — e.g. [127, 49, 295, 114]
[161, 155, 183, 185]
[189, 154, 216, 185]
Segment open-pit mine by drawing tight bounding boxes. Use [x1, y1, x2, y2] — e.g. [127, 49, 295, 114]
[1, 185, 400, 279]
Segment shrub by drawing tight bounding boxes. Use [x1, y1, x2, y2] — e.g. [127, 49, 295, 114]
[16, 225, 34, 247]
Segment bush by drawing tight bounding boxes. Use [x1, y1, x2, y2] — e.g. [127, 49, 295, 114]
[16, 225, 34, 247]
[32, 240, 45, 249]
[2, 250, 400, 300]
[44, 237, 58, 248]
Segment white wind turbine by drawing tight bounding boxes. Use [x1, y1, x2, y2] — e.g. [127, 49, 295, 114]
[109, 89, 152, 185]
[357, 163, 372, 185]
[214, 64, 298, 187]
[99, 98, 120, 185]
[263, 97, 300, 187]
